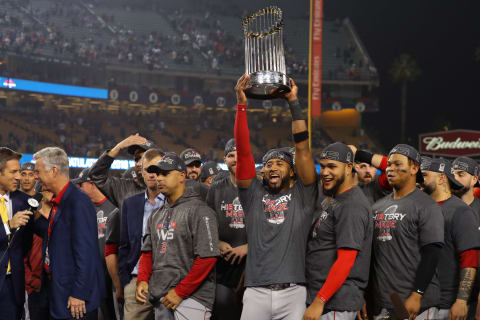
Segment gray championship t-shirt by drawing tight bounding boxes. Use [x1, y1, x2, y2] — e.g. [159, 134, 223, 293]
[206, 175, 247, 288]
[105, 206, 120, 245]
[306, 186, 373, 311]
[95, 199, 118, 261]
[372, 188, 444, 310]
[238, 178, 317, 287]
[142, 190, 220, 309]
[437, 196, 480, 309]
[359, 176, 391, 205]
[468, 197, 480, 306]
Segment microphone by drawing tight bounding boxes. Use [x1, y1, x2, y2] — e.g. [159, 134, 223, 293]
[27, 193, 43, 212]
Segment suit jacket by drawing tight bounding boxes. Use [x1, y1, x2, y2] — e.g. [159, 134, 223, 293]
[118, 192, 146, 288]
[0, 190, 31, 306]
[37, 182, 105, 319]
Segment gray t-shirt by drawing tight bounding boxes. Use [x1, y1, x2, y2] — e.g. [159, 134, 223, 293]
[372, 188, 444, 310]
[359, 176, 391, 205]
[105, 207, 120, 245]
[438, 196, 480, 309]
[206, 175, 247, 288]
[95, 199, 118, 261]
[142, 190, 220, 309]
[306, 186, 373, 311]
[238, 178, 317, 287]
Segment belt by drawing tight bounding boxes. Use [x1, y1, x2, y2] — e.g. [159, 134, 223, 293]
[260, 283, 295, 291]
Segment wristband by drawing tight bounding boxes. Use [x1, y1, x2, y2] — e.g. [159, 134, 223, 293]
[288, 99, 306, 121]
[293, 131, 309, 143]
[355, 150, 373, 165]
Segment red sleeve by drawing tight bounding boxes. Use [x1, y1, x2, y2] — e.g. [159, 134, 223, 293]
[379, 156, 388, 172]
[234, 104, 256, 181]
[105, 243, 118, 257]
[317, 249, 358, 302]
[378, 172, 392, 191]
[137, 251, 153, 284]
[460, 249, 479, 269]
[474, 188, 480, 199]
[174, 257, 217, 299]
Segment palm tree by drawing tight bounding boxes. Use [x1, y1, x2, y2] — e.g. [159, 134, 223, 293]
[390, 54, 421, 143]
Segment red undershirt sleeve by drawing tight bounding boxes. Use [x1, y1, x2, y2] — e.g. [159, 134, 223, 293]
[474, 188, 480, 199]
[377, 156, 392, 190]
[174, 257, 217, 299]
[234, 104, 256, 181]
[136, 251, 153, 284]
[317, 249, 358, 302]
[460, 249, 479, 269]
[104, 243, 118, 257]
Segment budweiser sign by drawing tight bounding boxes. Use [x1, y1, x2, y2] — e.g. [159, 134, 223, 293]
[419, 130, 480, 157]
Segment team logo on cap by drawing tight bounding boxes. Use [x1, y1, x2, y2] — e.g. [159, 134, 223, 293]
[208, 168, 214, 175]
[321, 151, 340, 161]
[391, 146, 410, 157]
[439, 163, 445, 172]
[421, 158, 432, 171]
[161, 157, 174, 165]
[453, 161, 468, 172]
[184, 151, 200, 159]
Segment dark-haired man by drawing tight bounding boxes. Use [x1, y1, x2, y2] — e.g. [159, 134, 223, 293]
[371, 144, 444, 320]
[234, 74, 317, 320]
[421, 157, 480, 320]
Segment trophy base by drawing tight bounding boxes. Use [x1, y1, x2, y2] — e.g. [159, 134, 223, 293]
[245, 71, 291, 100]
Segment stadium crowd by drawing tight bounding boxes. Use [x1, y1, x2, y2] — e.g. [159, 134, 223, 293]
[1, 75, 480, 320]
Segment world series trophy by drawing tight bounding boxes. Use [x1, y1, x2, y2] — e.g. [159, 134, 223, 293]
[243, 6, 291, 100]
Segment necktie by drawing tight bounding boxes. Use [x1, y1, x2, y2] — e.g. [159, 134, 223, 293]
[0, 197, 11, 273]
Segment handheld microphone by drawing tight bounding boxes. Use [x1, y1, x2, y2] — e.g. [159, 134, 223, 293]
[17, 193, 44, 231]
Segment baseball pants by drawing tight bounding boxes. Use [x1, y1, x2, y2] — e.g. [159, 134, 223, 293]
[320, 311, 357, 320]
[154, 298, 211, 320]
[374, 307, 439, 320]
[240, 285, 307, 320]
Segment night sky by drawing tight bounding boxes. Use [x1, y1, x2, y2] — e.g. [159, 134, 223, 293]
[324, 0, 480, 150]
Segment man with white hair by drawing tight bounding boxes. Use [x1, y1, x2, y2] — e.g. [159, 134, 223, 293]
[34, 147, 105, 320]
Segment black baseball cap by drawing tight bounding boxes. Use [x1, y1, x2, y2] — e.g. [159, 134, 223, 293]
[319, 142, 354, 164]
[452, 156, 480, 187]
[262, 148, 294, 169]
[71, 168, 92, 185]
[421, 157, 463, 190]
[180, 148, 202, 166]
[147, 152, 187, 174]
[20, 162, 35, 172]
[389, 144, 423, 183]
[127, 140, 156, 155]
[224, 139, 236, 156]
[200, 161, 220, 181]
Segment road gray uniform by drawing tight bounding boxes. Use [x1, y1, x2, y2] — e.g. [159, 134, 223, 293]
[142, 189, 220, 320]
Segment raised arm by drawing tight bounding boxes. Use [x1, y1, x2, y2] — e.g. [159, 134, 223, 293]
[234, 74, 256, 189]
[283, 79, 316, 185]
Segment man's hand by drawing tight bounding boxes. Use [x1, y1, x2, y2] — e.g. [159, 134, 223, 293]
[348, 145, 358, 156]
[219, 241, 232, 256]
[282, 78, 299, 102]
[115, 286, 124, 304]
[303, 297, 325, 320]
[67, 296, 86, 320]
[108, 133, 147, 158]
[9, 210, 32, 229]
[357, 303, 368, 320]
[224, 244, 248, 265]
[235, 74, 251, 105]
[475, 295, 480, 320]
[136, 281, 149, 304]
[404, 292, 422, 320]
[161, 288, 183, 310]
[450, 299, 468, 320]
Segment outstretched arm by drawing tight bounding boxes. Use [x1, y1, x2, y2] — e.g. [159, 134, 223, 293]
[234, 74, 256, 188]
[283, 79, 316, 185]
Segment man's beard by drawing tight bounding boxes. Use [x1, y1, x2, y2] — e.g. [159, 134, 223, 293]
[188, 172, 199, 181]
[453, 186, 469, 198]
[322, 173, 345, 197]
[360, 173, 373, 183]
[227, 163, 236, 176]
[423, 183, 436, 195]
[263, 175, 291, 194]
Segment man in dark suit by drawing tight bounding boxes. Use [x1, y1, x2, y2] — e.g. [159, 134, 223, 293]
[0, 147, 33, 320]
[33, 147, 105, 320]
[118, 149, 164, 320]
